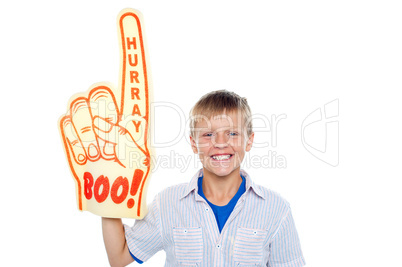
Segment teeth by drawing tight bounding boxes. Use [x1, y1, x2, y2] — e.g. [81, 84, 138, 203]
[212, 155, 231, 160]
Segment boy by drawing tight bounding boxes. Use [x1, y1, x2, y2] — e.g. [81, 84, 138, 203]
[102, 90, 305, 266]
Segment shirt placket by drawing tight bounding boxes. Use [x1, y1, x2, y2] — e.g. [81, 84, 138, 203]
[214, 193, 247, 266]
[194, 192, 221, 264]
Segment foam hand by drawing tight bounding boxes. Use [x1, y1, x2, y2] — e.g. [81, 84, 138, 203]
[59, 9, 152, 219]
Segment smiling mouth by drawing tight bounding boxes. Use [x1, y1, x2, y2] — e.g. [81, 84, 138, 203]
[211, 154, 233, 161]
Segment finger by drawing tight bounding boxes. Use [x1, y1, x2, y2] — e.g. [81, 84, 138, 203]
[117, 9, 150, 149]
[60, 115, 87, 165]
[70, 97, 100, 161]
[89, 84, 119, 125]
[93, 117, 119, 160]
[88, 85, 120, 160]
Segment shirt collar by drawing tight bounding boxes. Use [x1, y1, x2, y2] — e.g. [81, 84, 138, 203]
[180, 169, 265, 200]
[180, 169, 203, 200]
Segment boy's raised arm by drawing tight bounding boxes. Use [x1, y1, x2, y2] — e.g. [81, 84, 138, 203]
[102, 217, 134, 267]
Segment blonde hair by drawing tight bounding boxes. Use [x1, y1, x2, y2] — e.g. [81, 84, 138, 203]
[189, 89, 253, 137]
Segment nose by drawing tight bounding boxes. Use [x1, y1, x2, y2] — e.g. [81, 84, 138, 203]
[213, 132, 228, 148]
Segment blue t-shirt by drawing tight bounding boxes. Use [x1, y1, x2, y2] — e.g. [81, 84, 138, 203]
[197, 175, 246, 232]
[129, 175, 246, 263]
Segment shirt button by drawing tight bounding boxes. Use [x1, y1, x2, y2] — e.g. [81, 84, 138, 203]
[184, 229, 187, 233]
[216, 244, 221, 249]
[253, 231, 257, 235]
[205, 207, 209, 212]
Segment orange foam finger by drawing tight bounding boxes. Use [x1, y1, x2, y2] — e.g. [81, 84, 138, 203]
[59, 9, 153, 219]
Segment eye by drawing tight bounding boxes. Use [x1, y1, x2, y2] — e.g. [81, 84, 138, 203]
[203, 132, 213, 137]
[228, 131, 239, 136]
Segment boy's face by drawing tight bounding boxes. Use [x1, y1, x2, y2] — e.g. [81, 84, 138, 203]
[190, 111, 254, 179]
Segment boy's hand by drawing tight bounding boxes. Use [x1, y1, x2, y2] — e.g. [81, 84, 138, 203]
[59, 9, 152, 219]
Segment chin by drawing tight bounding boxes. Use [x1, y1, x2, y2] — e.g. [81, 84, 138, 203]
[204, 166, 240, 178]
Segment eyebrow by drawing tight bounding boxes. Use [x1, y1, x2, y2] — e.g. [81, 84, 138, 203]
[198, 126, 242, 133]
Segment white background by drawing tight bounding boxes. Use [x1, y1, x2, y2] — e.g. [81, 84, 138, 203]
[1, 0, 401, 266]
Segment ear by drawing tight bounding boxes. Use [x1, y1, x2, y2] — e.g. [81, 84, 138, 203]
[190, 135, 198, 154]
[245, 132, 254, 152]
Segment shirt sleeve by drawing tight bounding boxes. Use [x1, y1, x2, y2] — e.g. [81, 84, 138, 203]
[124, 195, 163, 262]
[268, 208, 306, 267]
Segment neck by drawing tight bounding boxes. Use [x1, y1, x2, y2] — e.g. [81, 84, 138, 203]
[201, 168, 243, 206]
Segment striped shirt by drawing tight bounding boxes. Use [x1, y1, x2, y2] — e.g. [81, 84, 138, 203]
[124, 169, 305, 266]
